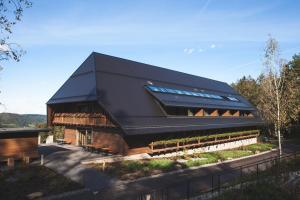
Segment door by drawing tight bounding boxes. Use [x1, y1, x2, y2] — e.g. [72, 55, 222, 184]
[78, 129, 93, 146]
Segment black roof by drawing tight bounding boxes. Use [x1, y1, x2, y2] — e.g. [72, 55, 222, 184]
[0, 128, 50, 134]
[48, 52, 263, 135]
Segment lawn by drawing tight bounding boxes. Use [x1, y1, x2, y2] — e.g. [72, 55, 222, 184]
[0, 165, 83, 200]
[91, 143, 276, 180]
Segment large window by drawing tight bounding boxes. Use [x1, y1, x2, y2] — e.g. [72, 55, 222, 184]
[163, 106, 254, 118]
[146, 85, 238, 102]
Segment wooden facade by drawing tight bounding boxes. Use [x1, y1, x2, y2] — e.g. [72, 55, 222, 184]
[0, 128, 48, 161]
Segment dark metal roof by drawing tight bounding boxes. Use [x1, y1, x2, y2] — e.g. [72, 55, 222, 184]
[0, 128, 50, 134]
[47, 52, 263, 135]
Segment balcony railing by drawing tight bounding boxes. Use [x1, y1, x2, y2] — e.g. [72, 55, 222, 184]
[52, 113, 115, 127]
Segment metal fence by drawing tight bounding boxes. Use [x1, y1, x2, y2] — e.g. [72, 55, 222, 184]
[137, 151, 300, 200]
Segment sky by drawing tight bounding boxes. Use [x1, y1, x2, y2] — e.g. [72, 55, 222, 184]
[0, 0, 300, 114]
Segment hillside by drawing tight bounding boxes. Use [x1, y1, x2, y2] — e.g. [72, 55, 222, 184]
[0, 113, 46, 128]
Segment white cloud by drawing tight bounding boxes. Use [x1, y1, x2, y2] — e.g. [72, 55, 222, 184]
[198, 48, 204, 53]
[183, 48, 195, 54]
[0, 44, 10, 52]
[210, 44, 216, 49]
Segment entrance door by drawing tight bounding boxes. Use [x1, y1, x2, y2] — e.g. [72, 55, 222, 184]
[78, 129, 92, 146]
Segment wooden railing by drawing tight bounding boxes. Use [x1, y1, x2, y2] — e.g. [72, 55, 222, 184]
[52, 113, 115, 127]
[149, 130, 260, 154]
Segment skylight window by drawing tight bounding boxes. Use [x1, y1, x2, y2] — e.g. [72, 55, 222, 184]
[145, 85, 232, 101]
[227, 97, 239, 101]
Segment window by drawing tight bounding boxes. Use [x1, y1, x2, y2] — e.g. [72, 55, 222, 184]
[146, 85, 225, 101]
[227, 96, 239, 101]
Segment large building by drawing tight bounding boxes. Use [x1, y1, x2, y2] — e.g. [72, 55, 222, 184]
[47, 52, 263, 155]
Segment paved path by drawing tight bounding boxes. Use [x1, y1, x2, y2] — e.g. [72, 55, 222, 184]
[39, 144, 116, 192]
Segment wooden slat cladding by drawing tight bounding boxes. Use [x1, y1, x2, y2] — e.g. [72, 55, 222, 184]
[64, 128, 77, 145]
[0, 137, 38, 158]
[93, 130, 128, 155]
[52, 112, 115, 127]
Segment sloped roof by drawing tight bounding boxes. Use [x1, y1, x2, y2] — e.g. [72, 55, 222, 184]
[48, 52, 263, 135]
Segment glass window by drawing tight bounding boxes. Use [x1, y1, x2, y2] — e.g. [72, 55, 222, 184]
[228, 97, 239, 101]
[146, 85, 233, 102]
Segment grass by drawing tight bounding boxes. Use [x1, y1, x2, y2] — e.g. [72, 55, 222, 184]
[0, 165, 82, 200]
[241, 143, 276, 153]
[92, 143, 275, 180]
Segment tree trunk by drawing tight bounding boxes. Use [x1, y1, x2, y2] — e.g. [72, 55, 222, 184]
[276, 87, 282, 156]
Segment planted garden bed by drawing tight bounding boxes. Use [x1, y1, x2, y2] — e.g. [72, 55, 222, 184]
[90, 143, 275, 180]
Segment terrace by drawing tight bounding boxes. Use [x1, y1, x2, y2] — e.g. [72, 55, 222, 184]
[52, 113, 115, 127]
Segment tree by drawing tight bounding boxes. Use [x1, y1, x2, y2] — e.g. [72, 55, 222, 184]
[232, 75, 260, 106]
[258, 36, 300, 156]
[0, 0, 32, 70]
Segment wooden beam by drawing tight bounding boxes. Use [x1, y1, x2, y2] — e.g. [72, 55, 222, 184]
[233, 110, 240, 117]
[222, 110, 232, 116]
[195, 109, 204, 117]
[211, 109, 219, 117]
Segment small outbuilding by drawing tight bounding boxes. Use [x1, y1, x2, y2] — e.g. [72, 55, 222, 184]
[0, 128, 49, 162]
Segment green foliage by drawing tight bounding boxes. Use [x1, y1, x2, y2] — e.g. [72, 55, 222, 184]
[232, 75, 260, 106]
[148, 159, 174, 170]
[51, 126, 64, 140]
[217, 150, 253, 160]
[100, 143, 275, 180]
[241, 143, 275, 153]
[185, 153, 219, 167]
[0, 113, 46, 128]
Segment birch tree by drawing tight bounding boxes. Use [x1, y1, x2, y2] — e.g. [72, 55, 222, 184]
[0, 0, 32, 70]
[259, 36, 300, 156]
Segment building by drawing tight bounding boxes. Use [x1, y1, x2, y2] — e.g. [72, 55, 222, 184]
[47, 52, 263, 155]
[0, 128, 49, 161]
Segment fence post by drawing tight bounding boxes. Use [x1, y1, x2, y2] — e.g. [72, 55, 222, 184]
[218, 174, 221, 194]
[256, 163, 259, 181]
[240, 166, 243, 189]
[41, 154, 44, 165]
[186, 180, 190, 200]
[211, 174, 214, 193]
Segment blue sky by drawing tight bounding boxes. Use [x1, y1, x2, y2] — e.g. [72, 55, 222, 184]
[1, 0, 300, 114]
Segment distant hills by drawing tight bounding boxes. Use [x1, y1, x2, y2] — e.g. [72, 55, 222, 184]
[0, 113, 46, 128]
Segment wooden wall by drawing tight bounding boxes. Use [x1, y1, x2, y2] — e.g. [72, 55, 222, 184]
[0, 135, 38, 159]
[64, 128, 77, 145]
[93, 129, 128, 155]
